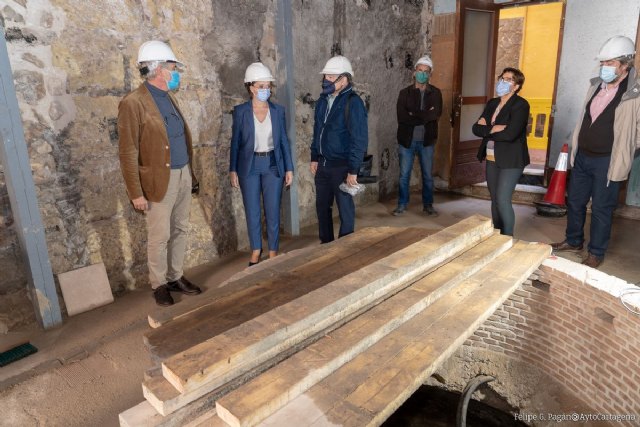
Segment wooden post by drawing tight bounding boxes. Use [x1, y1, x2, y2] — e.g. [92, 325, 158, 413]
[0, 26, 62, 329]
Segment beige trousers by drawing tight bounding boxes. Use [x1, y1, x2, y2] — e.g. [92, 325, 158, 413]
[146, 164, 192, 289]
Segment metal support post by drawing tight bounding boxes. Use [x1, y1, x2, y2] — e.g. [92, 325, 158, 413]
[275, 0, 300, 236]
[0, 26, 62, 329]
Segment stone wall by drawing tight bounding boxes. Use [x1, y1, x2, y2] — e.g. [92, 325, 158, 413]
[433, 257, 640, 426]
[0, 0, 434, 330]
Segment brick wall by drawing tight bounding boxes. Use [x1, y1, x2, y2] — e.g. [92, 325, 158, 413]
[465, 256, 640, 424]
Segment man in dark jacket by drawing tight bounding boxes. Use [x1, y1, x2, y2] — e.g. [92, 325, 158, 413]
[310, 55, 368, 243]
[393, 55, 443, 216]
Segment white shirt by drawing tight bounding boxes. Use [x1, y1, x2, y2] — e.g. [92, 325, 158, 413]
[254, 109, 274, 152]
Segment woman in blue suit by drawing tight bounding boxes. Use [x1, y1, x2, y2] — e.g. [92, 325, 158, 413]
[230, 63, 294, 266]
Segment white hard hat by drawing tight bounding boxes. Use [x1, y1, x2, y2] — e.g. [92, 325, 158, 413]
[137, 40, 183, 66]
[244, 62, 275, 83]
[320, 56, 354, 77]
[415, 55, 433, 70]
[595, 36, 635, 61]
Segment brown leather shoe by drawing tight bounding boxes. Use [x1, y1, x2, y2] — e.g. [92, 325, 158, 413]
[582, 253, 602, 269]
[153, 285, 174, 306]
[167, 276, 202, 295]
[550, 240, 583, 252]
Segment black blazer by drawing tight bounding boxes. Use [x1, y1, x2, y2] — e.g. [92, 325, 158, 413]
[472, 94, 530, 169]
[396, 84, 443, 147]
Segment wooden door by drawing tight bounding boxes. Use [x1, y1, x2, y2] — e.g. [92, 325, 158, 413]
[449, 0, 499, 188]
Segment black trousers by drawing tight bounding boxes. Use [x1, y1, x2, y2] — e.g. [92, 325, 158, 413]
[314, 163, 355, 243]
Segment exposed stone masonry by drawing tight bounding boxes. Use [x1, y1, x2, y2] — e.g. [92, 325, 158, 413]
[1, 0, 434, 330]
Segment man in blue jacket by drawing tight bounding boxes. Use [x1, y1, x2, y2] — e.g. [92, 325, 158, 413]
[310, 55, 369, 243]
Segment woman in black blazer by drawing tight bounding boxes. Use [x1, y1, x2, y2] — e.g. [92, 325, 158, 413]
[472, 68, 530, 236]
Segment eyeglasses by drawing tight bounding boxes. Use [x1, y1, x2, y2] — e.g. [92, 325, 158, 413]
[500, 77, 515, 83]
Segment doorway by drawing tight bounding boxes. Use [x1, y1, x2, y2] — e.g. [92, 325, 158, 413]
[496, 2, 564, 184]
[446, 0, 565, 189]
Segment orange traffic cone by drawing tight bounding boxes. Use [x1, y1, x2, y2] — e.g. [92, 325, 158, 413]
[535, 144, 569, 217]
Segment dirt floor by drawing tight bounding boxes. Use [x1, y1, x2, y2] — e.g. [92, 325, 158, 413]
[1, 192, 638, 427]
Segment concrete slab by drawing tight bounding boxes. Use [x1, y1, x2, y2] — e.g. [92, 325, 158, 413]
[58, 263, 114, 316]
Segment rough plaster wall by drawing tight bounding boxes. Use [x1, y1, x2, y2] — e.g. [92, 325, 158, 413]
[550, 0, 639, 167]
[0, 0, 434, 330]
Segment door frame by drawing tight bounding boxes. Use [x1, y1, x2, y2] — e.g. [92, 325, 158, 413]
[449, 0, 499, 189]
[448, 0, 568, 189]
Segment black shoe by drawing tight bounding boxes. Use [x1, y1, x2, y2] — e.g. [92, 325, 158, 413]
[153, 285, 174, 306]
[167, 276, 202, 295]
[423, 204, 438, 216]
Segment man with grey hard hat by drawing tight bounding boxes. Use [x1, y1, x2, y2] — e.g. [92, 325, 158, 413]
[551, 36, 640, 269]
[118, 40, 201, 306]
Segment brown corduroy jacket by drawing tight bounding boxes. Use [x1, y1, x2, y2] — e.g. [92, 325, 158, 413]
[117, 83, 197, 202]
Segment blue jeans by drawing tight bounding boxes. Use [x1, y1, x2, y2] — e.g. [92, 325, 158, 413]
[315, 162, 355, 243]
[238, 154, 284, 251]
[397, 142, 434, 208]
[485, 161, 523, 236]
[565, 150, 620, 258]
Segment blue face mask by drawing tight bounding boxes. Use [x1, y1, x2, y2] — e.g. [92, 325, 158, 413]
[321, 78, 336, 95]
[415, 71, 429, 84]
[495, 78, 512, 97]
[256, 88, 271, 102]
[600, 65, 617, 83]
[166, 70, 180, 91]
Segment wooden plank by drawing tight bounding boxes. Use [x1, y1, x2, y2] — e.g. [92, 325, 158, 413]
[215, 233, 512, 427]
[119, 397, 217, 427]
[145, 227, 431, 361]
[262, 241, 551, 427]
[119, 401, 227, 427]
[160, 216, 493, 409]
[147, 227, 399, 328]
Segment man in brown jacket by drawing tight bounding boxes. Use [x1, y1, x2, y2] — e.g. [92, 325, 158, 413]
[118, 40, 201, 306]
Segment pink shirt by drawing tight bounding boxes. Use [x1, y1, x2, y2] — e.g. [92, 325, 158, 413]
[590, 82, 620, 122]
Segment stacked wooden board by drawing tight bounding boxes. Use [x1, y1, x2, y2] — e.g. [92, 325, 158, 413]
[120, 215, 551, 427]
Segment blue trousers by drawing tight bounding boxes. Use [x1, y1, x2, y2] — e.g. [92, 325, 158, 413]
[238, 154, 283, 251]
[485, 161, 523, 236]
[565, 150, 620, 258]
[397, 142, 434, 208]
[315, 162, 355, 243]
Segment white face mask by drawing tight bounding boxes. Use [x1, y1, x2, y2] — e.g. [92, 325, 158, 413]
[495, 79, 512, 97]
[600, 65, 617, 83]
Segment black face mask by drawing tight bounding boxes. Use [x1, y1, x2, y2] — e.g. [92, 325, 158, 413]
[321, 79, 336, 95]
[321, 75, 343, 95]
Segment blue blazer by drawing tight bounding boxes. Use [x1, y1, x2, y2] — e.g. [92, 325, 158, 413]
[229, 101, 294, 178]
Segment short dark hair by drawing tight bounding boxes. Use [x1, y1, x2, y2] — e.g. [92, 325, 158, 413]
[499, 67, 525, 93]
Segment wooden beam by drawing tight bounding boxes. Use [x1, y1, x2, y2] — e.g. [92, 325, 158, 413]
[147, 227, 400, 329]
[215, 233, 512, 427]
[261, 241, 550, 426]
[0, 25, 61, 328]
[160, 216, 493, 410]
[145, 227, 431, 361]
